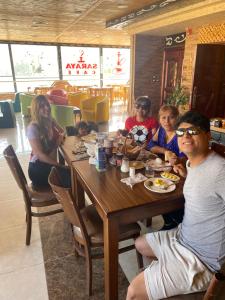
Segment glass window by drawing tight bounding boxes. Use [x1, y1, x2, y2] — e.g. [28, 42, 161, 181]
[0, 44, 14, 92]
[61, 46, 100, 86]
[102, 48, 130, 86]
[11, 44, 59, 92]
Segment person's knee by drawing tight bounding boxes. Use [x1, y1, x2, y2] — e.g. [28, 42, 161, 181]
[127, 283, 136, 300]
[127, 275, 149, 300]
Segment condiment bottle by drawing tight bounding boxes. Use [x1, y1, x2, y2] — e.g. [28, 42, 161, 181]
[116, 152, 123, 167]
[121, 157, 129, 173]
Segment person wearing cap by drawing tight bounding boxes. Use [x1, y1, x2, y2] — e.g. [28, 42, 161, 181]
[124, 96, 158, 145]
[126, 110, 225, 300]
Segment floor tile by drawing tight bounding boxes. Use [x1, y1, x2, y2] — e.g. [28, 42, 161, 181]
[0, 263, 48, 300]
[0, 199, 38, 231]
[0, 223, 43, 274]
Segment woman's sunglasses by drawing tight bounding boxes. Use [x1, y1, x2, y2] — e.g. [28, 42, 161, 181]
[135, 104, 149, 110]
[176, 127, 201, 137]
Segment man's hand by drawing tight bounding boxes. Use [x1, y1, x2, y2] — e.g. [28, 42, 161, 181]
[165, 150, 178, 166]
[173, 163, 187, 178]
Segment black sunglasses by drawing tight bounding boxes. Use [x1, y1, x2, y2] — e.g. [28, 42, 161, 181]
[176, 127, 201, 137]
[135, 104, 149, 110]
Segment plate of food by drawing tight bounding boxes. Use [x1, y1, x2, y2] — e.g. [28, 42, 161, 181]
[144, 178, 176, 193]
[160, 171, 180, 182]
[146, 158, 172, 172]
[129, 161, 145, 170]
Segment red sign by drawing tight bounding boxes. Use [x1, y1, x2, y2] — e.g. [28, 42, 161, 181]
[66, 50, 98, 75]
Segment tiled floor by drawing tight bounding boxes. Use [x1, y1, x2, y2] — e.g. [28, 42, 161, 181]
[0, 153, 49, 300]
[0, 103, 163, 299]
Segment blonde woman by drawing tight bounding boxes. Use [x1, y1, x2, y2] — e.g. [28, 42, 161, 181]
[27, 95, 70, 188]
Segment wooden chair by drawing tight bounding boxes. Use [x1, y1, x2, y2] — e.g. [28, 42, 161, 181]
[3, 145, 63, 246]
[48, 167, 142, 296]
[211, 142, 225, 158]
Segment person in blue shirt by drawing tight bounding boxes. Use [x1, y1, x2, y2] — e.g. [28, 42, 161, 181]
[147, 105, 184, 164]
[147, 105, 185, 230]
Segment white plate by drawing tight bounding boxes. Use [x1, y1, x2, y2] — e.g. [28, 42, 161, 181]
[144, 178, 176, 193]
[147, 159, 172, 172]
[160, 172, 180, 182]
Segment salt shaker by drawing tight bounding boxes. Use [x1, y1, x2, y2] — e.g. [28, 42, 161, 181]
[121, 157, 129, 173]
[129, 167, 135, 178]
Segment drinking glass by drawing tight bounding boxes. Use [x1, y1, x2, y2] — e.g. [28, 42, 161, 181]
[145, 165, 155, 178]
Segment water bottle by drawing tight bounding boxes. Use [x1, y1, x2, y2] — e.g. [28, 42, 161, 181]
[95, 143, 107, 172]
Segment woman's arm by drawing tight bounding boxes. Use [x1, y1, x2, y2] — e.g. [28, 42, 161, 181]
[52, 119, 65, 146]
[52, 119, 64, 134]
[29, 138, 59, 166]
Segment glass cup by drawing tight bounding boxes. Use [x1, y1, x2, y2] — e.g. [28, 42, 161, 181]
[145, 165, 155, 178]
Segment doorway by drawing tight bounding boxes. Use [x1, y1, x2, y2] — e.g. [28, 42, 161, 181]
[191, 44, 225, 118]
[161, 47, 184, 104]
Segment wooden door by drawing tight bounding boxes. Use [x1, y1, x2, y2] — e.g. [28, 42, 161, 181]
[161, 47, 184, 103]
[191, 44, 225, 118]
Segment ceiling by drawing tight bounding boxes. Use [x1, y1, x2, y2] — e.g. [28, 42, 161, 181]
[0, 0, 224, 46]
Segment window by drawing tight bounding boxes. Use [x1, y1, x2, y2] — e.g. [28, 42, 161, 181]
[61, 46, 100, 86]
[102, 48, 130, 86]
[11, 44, 59, 91]
[0, 44, 14, 92]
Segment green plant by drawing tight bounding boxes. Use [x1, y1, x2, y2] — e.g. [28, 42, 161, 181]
[166, 85, 189, 107]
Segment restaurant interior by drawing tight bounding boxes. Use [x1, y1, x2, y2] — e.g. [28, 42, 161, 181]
[0, 0, 225, 299]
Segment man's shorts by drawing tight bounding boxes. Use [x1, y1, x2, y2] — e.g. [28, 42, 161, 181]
[144, 227, 213, 300]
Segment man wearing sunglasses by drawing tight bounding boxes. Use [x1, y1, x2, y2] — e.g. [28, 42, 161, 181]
[127, 111, 225, 300]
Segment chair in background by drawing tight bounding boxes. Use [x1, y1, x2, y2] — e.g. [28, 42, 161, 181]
[81, 96, 109, 123]
[0, 100, 16, 128]
[67, 92, 89, 107]
[13, 92, 21, 113]
[47, 89, 68, 105]
[211, 142, 225, 158]
[51, 80, 71, 90]
[34, 86, 51, 95]
[3, 145, 63, 246]
[50, 104, 75, 129]
[19, 93, 34, 117]
[88, 87, 113, 106]
[48, 167, 142, 296]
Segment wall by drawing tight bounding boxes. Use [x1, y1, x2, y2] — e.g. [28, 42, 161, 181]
[130, 34, 164, 117]
[182, 22, 225, 99]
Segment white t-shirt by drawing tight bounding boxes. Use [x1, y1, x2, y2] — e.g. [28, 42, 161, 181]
[179, 151, 225, 271]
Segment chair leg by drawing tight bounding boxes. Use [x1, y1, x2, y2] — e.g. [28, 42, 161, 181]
[26, 212, 32, 246]
[86, 250, 92, 296]
[136, 250, 143, 270]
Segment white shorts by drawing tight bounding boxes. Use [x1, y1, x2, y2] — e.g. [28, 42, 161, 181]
[144, 227, 213, 300]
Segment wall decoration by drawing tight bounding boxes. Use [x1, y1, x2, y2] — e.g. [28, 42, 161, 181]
[165, 32, 186, 48]
[106, 0, 181, 29]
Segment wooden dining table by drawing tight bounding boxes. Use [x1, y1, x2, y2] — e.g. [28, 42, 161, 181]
[59, 137, 185, 300]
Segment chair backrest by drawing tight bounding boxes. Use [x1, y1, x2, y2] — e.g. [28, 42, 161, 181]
[211, 142, 225, 158]
[3, 145, 31, 208]
[48, 167, 89, 245]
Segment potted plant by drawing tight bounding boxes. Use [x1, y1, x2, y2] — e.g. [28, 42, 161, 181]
[165, 85, 189, 114]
